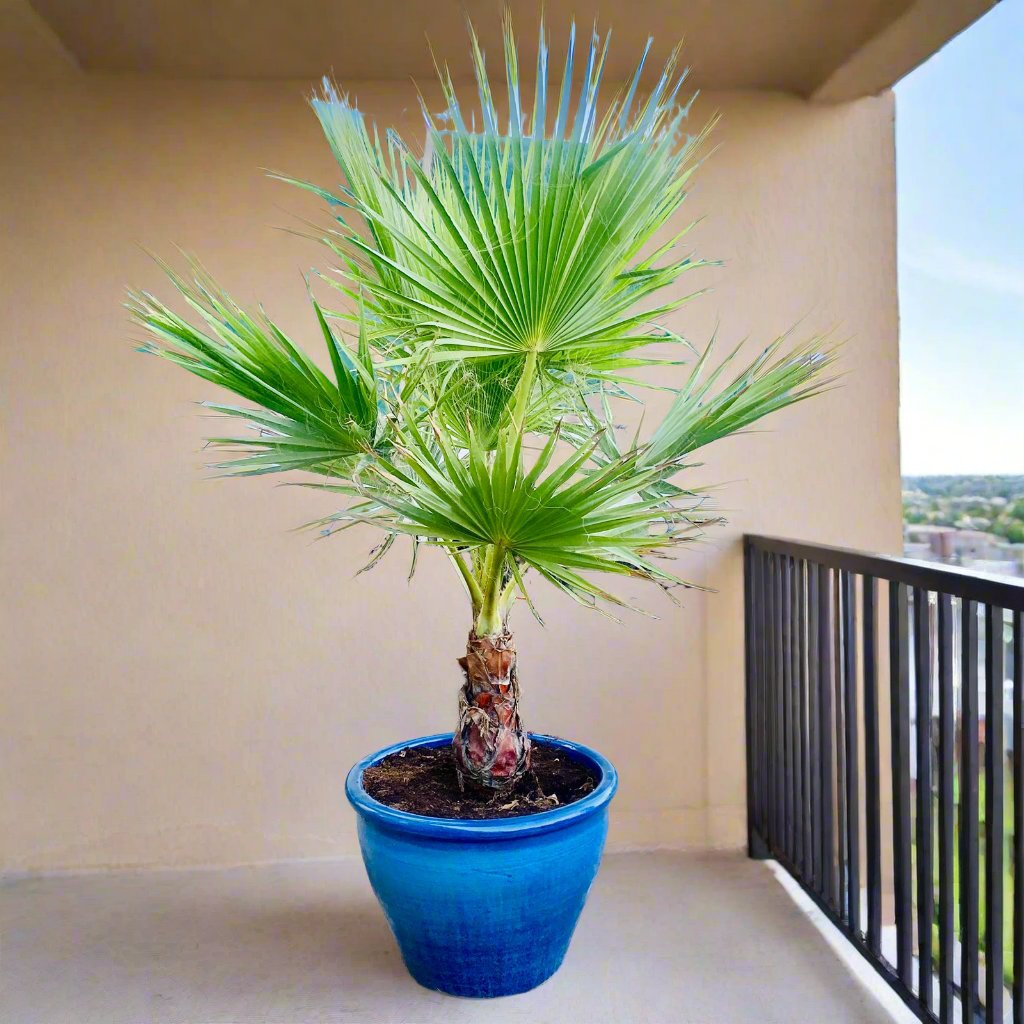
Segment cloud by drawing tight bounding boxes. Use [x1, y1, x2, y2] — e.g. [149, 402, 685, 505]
[901, 245, 1024, 301]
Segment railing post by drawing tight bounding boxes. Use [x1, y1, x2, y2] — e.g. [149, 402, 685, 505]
[863, 574, 882, 955]
[913, 586, 933, 1010]
[889, 580, 913, 987]
[984, 603, 1004, 1023]
[936, 593, 954, 1024]
[1013, 609, 1023, 1024]
[745, 539, 771, 860]
[961, 599, 980, 1023]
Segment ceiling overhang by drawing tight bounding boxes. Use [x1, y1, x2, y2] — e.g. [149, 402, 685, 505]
[2, 0, 999, 99]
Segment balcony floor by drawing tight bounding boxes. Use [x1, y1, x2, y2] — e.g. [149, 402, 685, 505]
[2, 851, 894, 1024]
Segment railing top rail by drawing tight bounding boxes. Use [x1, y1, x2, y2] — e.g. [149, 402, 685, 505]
[746, 533, 1024, 611]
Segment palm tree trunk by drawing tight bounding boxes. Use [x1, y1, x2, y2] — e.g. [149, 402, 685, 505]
[453, 629, 531, 790]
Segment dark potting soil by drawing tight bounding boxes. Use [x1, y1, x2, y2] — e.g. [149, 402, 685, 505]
[362, 741, 599, 819]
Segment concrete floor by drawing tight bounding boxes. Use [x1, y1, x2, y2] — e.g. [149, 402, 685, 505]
[1, 851, 895, 1024]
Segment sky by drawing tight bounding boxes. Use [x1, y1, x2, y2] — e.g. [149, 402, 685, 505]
[895, 0, 1024, 475]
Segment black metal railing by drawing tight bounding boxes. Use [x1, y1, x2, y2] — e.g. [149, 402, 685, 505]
[745, 535, 1024, 1024]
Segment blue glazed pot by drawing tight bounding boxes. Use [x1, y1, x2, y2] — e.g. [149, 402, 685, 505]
[346, 732, 617, 998]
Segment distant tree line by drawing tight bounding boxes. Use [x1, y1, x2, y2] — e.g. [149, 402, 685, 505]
[903, 475, 1024, 544]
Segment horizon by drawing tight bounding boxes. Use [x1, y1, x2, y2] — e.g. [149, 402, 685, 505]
[903, 472, 1024, 479]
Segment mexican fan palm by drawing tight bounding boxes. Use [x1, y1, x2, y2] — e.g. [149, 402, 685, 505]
[131, 15, 836, 791]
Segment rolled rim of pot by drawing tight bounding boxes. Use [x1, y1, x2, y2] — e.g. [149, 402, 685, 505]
[346, 732, 618, 842]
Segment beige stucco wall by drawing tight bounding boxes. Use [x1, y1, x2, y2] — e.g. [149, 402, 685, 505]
[0, 76, 902, 871]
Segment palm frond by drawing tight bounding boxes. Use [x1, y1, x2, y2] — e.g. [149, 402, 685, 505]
[645, 334, 841, 469]
[130, 261, 382, 476]
[305, 13, 709, 440]
[134, 13, 839, 631]
[329, 413, 711, 614]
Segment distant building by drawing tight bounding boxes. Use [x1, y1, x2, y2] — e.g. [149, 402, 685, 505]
[903, 524, 1024, 577]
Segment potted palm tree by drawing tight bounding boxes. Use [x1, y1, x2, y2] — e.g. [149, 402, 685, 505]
[132, 14, 834, 999]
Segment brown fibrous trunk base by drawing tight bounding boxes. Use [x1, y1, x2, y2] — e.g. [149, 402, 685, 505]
[452, 629, 530, 791]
